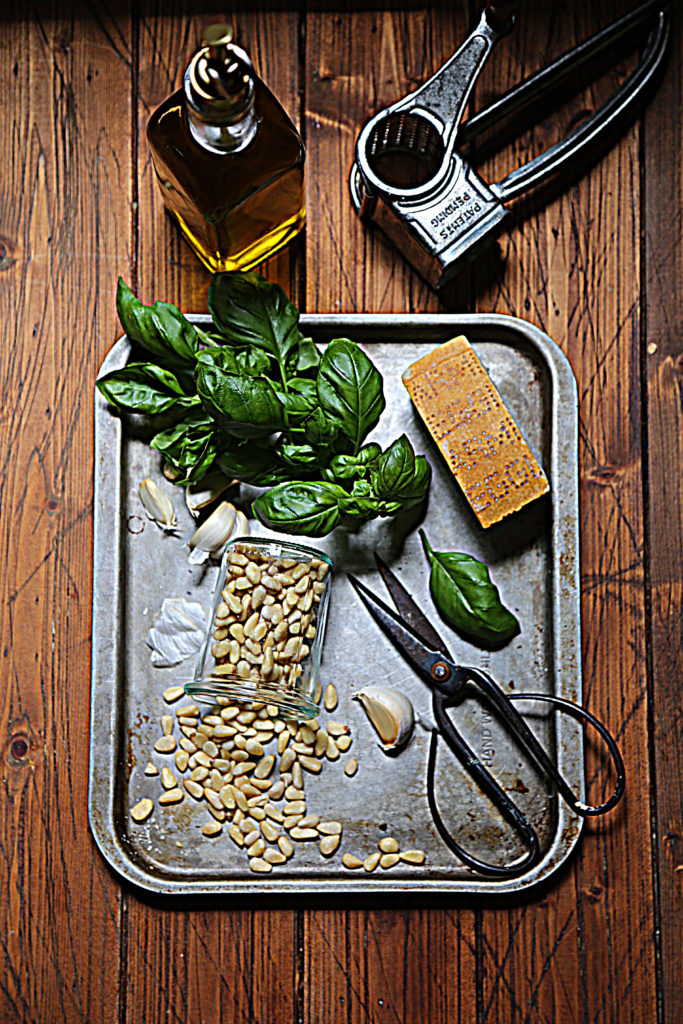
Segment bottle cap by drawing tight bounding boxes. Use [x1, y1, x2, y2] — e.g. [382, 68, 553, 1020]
[185, 24, 255, 125]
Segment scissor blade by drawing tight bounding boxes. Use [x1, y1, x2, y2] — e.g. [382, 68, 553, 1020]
[373, 552, 450, 658]
[347, 573, 448, 681]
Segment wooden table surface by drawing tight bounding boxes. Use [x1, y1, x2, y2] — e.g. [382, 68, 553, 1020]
[2, 1, 682, 1021]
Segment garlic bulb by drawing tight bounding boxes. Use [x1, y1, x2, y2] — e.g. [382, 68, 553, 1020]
[353, 685, 414, 752]
[185, 472, 235, 518]
[139, 478, 177, 530]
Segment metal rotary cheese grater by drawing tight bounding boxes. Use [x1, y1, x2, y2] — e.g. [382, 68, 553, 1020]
[350, 1, 670, 292]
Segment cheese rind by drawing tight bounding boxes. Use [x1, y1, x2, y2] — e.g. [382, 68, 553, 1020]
[403, 336, 549, 528]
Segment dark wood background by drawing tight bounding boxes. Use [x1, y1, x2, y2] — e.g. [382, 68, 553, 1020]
[1, 1, 681, 1021]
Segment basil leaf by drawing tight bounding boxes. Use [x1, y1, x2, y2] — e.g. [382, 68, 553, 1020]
[208, 272, 301, 367]
[329, 443, 382, 481]
[253, 481, 345, 536]
[116, 278, 201, 368]
[196, 360, 285, 439]
[295, 337, 320, 371]
[420, 530, 520, 646]
[216, 440, 288, 486]
[277, 443, 321, 467]
[317, 339, 385, 453]
[304, 407, 340, 447]
[338, 494, 381, 519]
[371, 435, 432, 508]
[96, 362, 198, 414]
[275, 378, 318, 418]
[151, 411, 217, 484]
[236, 348, 272, 376]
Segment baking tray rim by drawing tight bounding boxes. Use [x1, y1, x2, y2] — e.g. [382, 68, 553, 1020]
[89, 310, 583, 896]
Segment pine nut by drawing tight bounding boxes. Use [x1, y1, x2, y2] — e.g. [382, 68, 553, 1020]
[320, 835, 340, 856]
[363, 852, 381, 872]
[263, 849, 287, 865]
[163, 686, 185, 703]
[154, 735, 177, 753]
[278, 836, 294, 858]
[131, 798, 153, 822]
[379, 837, 399, 853]
[323, 683, 338, 711]
[158, 788, 184, 805]
[144, 762, 159, 776]
[380, 853, 400, 868]
[289, 827, 319, 841]
[184, 779, 204, 799]
[299, 755, 322, 774]
[399, 850, 426, 864]
[249, 857, 272, 873]
[344, 759, 358, 777]
[160, 767, 176, 790]
[318, 821, 342, 835]
[202, 822, 222, 837]
[336, 735, 352, 752]
[342, 853, 363, 869]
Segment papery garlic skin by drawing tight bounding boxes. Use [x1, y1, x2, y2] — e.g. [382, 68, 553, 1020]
[353, 685, 414, 751]
[139, 478, 177, 530]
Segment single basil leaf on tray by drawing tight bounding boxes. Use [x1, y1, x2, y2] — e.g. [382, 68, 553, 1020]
[317, 338, 385, 453]
[208, 271, 302, 367]
[420, 529, 520, 646]
[253, 480, 346, 536]
[96, 362, 199, 414]
[116, 278, 202, 368]
[196, 359, 285, 439]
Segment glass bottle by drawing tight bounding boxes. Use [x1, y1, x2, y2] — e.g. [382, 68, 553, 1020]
[146, 24, 306, 273]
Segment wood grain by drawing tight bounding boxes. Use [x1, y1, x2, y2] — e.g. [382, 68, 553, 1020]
[122, 7, 301, 1024]
[303, 6, 477, 1023]
[0, 3, 132, 1022]
[474, 2, 656, 1021]
[643, 11, 683, 1024]
[1, 0, 679, 1020]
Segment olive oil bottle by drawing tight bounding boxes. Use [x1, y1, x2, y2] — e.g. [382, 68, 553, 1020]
[146, 25, 305, 272]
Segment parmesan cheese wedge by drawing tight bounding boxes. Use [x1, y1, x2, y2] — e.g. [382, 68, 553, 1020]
[402, 336, 549, 528]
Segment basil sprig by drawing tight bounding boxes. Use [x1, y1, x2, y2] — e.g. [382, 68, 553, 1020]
[420, 530, 520, 646]
[96, 272, 432, 534]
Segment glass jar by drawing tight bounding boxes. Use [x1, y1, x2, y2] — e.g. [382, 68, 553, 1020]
[186, 537, 332, 720]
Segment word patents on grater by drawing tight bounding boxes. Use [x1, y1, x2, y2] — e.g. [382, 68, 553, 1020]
[403, 337, 549, 528]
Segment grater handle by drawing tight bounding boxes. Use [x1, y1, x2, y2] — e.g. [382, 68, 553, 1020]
[485, 0, 518, 33]
[492, 5, 670, 202]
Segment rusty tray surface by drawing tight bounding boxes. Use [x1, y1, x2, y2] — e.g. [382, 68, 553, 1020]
[89, 313, 583, 895]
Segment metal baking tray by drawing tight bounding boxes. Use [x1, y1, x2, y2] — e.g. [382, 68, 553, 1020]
[89, 313, 583, 895]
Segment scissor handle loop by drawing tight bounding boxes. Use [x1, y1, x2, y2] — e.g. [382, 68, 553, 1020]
[427, 722, 541, 878]
[505, 693, 626, 815]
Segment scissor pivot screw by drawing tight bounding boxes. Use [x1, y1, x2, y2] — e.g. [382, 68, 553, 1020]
[431, 662, 451, 682]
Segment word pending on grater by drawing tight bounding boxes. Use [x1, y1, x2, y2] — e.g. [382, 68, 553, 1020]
[402, 336, 549, 528]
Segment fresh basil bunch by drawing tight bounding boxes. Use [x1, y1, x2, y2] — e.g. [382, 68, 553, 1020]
[97, 272, 431, 536]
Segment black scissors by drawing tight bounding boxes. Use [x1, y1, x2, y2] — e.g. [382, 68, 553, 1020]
[348, 555, 625, 879]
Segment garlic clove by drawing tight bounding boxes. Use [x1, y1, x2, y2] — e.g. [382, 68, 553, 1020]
[188, 501, 236, 554]
[233, 509, 249, 538]
[185, 472, 236, 518]
[353, 685, 414, 752]
[139, 478, 177, 530]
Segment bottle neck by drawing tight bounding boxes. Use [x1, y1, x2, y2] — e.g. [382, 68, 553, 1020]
[185, 99, 259, 155]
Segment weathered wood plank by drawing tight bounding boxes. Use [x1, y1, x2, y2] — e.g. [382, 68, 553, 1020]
[123, 8, 301, 1023]
[643, 11, 683, 1024]
[0, 3, 132, 1021]
[474, 2, 656, 1021]
[303, 6, 477, 1023]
